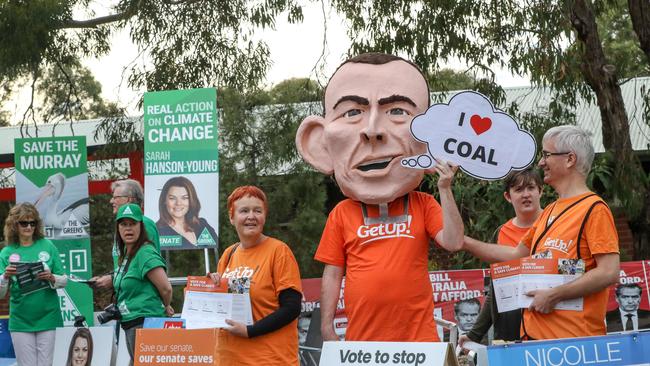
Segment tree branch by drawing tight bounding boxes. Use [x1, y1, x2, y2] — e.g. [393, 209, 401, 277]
[57, 0, 205, 29]
[59, 11, 135, 29]
[20, 69, 39, 138]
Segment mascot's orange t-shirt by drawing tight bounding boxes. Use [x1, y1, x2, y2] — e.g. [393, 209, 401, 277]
[315, 191, 443, 341]
[520, 192, 619, 339]
[216, 237, 302, 366]
[497, 219, 531, 247]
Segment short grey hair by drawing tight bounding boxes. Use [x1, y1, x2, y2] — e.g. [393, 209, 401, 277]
[543, 125, 594, 176]
[111, 179, 144, 204]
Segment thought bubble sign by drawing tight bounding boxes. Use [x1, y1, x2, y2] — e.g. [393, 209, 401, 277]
[401, 91, 536, 180]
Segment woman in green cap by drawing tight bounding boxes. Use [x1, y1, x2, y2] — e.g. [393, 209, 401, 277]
[113, 203, 173, 366]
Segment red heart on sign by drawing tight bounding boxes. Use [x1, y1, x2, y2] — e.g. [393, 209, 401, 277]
[470, 114, 492, 135]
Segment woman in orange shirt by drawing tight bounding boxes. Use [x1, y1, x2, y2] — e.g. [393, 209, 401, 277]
[209, 186, 302, 366]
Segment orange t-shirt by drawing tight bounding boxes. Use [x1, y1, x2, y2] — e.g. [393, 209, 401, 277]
[216, 237, 302, 366]
[315, 191, 443, 341]
[497, 219, 530, 247]
[520, 192, 619, 339]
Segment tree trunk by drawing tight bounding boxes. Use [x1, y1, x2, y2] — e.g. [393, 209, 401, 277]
[571, 0, 648, 261]
[570, 0, 634, 162]
[629, 0, 650, 62]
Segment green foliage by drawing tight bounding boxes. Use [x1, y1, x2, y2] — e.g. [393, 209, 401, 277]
[0, 0, 305, 96]
[597, 0, 649, 78]
[427, 68, 476, 93]
[216, 80, 327, 278]
[38, 61, 120, 123]
[0, 0, 71, 79]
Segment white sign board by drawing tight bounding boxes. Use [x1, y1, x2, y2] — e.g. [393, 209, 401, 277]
[320, 341, 459, 366]
[181, 291, 253, 329]
[401, 91, 536, 180]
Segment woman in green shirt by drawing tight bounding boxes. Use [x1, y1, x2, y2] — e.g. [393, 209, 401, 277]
[113, 204, 173, 366]
[0, 202, 67, 366]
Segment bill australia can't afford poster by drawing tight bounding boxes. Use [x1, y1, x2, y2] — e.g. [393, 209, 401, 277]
[144, 88, 219, 250]
[14, 136, 94, 326]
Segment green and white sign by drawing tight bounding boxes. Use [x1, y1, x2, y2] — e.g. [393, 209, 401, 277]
[144, 88, 219, 250]
[14, 136, 94, 326]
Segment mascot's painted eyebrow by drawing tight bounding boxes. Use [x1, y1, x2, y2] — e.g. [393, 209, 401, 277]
[332, 95, 370, 110]
[378, 95, 417, 108]
[332, 94, 417, 111]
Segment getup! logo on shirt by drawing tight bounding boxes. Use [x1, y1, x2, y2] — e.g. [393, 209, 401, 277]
[542, 237, 574, 254]
[357, 215, 414, 245]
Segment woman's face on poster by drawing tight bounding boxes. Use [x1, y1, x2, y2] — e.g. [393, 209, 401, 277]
[72, 336, 89, 366]
[165, 186, 190, 221]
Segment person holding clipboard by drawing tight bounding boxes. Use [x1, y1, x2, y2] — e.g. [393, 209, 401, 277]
[0, 202, 67, 366]
[208, 186, 302, 366]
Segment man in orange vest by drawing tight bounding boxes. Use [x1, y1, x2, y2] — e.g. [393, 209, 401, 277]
[462, 125, 620, 340]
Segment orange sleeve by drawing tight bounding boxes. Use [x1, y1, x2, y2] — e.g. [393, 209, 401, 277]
[272, 243, 303, 296]
[314, 206, 346, 267]
[424, 194, 443, 240]
[583, 204, 619, 255]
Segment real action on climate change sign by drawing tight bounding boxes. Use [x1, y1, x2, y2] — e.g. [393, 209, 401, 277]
[143, 88, 219, 251]
[14, 136, 94, 326]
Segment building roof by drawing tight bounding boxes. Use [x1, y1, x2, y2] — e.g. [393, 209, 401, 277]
[1, 78, 648, 156]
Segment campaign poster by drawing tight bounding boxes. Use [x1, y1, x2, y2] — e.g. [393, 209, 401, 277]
[14, 136, 94, 326]
[134, 328, 218, 366]
[52, 326, 115, 366]
[143, 88, 219, 250]
[605, 260, 650, 333]
[429, 269, 486, 341]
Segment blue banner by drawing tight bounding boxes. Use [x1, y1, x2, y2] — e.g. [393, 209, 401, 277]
[0, 318, 13, 359]
[143, 317, 186, 329]
[487, 332, 650, 366]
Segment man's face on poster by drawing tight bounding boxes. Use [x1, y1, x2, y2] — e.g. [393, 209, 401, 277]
[297, 60, 430, 204]
[455, 302, 480, 332]
[618, 286, 642, 313]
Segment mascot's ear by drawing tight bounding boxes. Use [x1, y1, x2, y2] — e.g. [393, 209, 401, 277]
[295, 115, 334, 175]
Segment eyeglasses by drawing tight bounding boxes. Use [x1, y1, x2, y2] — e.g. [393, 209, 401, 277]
[18, 221, 37, 228]
[540, 150, 571, 160]
[111, 195, 132, 201]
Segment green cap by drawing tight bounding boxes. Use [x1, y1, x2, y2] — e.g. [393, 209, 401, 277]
[116, 203, 143, 222]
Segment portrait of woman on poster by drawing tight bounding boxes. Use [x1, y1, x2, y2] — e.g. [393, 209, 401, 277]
[208, 186, 302, 366]
[0, 202, 67, 366]
[156, 176, 218, 249]
[66, 327, 93, 366]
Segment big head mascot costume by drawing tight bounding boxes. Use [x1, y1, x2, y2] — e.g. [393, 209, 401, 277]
[296, 53, 464, 342]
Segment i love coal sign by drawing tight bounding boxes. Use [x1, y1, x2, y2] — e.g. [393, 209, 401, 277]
[401, 91, 536, 180]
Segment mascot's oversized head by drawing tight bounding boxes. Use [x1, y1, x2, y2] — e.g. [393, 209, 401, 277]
[296, 53, 431, 204]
